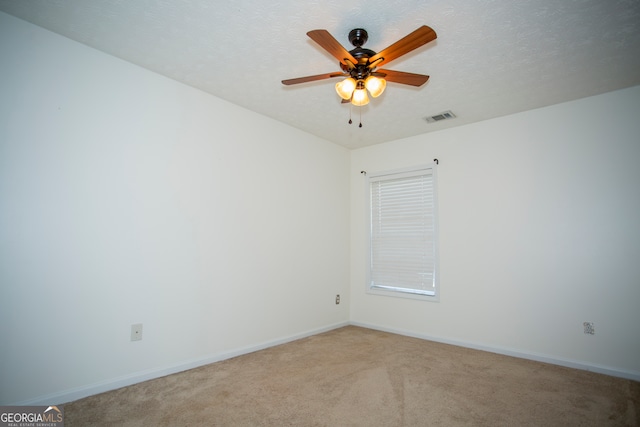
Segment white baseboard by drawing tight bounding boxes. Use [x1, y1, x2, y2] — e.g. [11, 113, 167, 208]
[15, 321, 350, 406]
[349, 321, 640, 382]
[16, 319, 637, 405]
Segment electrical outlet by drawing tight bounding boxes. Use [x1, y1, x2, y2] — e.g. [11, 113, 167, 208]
[335, 294, 340, 305]
[131, 323, 143, 341]
[583, 321, 595, 335]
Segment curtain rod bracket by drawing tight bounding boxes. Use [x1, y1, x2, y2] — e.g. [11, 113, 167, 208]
[433, 159, 439, 165]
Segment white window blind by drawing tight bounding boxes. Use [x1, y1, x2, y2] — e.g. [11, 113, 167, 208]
[368, 166, 438, 298]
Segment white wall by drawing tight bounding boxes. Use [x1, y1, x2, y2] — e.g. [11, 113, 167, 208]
[0, 12, 350, 405]
[351, 85, 640, 379]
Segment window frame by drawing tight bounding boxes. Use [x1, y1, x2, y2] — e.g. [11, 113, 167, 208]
[365, 163, 440, 302]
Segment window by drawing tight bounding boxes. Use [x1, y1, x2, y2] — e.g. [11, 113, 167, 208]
[366, 164, 439, 300]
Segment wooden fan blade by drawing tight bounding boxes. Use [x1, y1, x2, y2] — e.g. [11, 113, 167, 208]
[374, 69, 430, 87]
[369, 26, 437, 67]
[282, 72, 345, 85]
[307, 29, 358, 66]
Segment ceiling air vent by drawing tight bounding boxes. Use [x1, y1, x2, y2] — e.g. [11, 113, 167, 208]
[425, 110, 456, 123]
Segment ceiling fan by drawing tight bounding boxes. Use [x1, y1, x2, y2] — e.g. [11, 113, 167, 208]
[282, 26, 437, 108]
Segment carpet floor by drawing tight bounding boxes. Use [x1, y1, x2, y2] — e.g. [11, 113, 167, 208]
[63, 326, 639, 426]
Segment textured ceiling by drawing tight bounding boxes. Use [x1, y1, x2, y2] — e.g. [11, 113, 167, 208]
[1, 0, 639, 149]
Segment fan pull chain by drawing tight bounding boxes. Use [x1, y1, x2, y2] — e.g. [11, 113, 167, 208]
[347, 104, 363, 128]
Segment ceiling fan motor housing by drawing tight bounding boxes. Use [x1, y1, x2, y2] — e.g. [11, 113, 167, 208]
[347, 28, 376, 59]
[341, 28, 378, 79]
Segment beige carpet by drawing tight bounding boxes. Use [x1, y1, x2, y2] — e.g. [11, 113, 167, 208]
[64, 326, 639, 426]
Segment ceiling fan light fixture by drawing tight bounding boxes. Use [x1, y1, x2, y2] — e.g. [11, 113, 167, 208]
[335, 77, 357, 100]
[351, 81, 370, 106]
[283, 25, 437, 114]
[364, 75, 386, 98]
